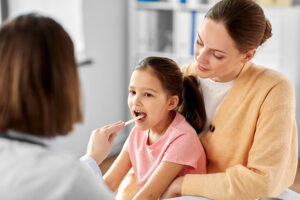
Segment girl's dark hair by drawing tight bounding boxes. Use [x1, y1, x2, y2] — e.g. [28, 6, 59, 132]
[0, 14, 82, 137]
[136, 57, 206, 133]
[206, 0, 272, 53]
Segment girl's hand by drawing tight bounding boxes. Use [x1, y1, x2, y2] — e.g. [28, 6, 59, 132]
[86, 121, 125, 165]
[160, 176, 184, 199]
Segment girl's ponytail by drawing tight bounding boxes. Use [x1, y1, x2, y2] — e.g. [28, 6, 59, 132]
[177, 76, 206, 134]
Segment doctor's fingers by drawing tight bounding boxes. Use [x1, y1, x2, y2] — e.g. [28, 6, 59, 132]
[97, 122, 125, 137]
[108, 132, 119, 144]
[101, 121, 124, 130]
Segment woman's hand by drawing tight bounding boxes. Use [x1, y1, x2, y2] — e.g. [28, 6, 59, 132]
[160, 176, 184, 199]
[86, 121, 125, 165]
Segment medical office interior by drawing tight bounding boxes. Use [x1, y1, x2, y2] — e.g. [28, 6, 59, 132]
[1, 0, 300, 194]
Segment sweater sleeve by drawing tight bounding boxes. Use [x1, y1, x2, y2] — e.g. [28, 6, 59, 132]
[182, 79, 298, 199]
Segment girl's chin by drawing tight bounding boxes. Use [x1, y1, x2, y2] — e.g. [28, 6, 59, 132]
[135, 123, 149, 131]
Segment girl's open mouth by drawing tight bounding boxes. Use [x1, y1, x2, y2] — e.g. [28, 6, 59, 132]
[134, 110, 147, 122]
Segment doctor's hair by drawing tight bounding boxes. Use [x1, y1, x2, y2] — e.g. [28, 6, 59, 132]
[206, 0, 272, 53]
[0, 13, 82, 137]
[136, 57, 206, 134]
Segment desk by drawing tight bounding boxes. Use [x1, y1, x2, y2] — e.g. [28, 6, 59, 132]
[168, 189, 300, 200]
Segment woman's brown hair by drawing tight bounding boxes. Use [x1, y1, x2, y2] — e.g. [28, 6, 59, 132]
[0, 13, 82, 137]
[206, 0, 272, 53]
[136, 57, 206, 134]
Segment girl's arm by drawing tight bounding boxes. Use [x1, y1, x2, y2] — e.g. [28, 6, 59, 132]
[133, 161, 183, 200]
[104, 149, 132, 192]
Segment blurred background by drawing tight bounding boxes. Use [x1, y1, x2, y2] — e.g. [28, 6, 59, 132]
[1, 0, 300, 190]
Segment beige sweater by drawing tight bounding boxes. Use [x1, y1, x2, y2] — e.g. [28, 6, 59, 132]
[181, 62, 298, 199]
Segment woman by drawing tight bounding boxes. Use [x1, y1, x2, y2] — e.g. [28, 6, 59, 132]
[120, 0, 298, 199]
[163, 0, 298, 199]
[0, 14, 123, 200]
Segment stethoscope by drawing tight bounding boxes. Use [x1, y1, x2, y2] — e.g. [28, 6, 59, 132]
[0, 131, 47, 148]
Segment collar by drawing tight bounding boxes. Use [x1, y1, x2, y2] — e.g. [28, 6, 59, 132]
[0, 130, 59, 148]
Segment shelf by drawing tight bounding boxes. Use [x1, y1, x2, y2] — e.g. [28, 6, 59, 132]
[136, 51, 194, 66]
[137, 51, 191, 58]
[136, 2, 213, 12]
[137, 2, 181, 11]
[136, 2, 300, 12]
[181, 3, 213, 12]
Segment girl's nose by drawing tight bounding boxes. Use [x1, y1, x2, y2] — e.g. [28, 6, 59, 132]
[132, 95, 142, 106]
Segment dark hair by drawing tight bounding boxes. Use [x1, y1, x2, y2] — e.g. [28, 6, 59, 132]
[136, 57, 206, 133]
[206, 0, 272, 53]
[0, 13, 82, 137]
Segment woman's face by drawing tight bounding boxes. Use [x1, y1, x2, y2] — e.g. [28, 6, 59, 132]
[194, 18, 245, 82]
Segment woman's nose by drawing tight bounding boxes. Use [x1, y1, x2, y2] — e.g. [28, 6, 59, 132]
[196, 48, 208, 65]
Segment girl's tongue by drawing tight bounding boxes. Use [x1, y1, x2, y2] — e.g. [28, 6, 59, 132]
[134, 111, 147, 121]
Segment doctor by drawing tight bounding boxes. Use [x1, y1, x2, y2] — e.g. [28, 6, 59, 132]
[0, 13, 122, 200]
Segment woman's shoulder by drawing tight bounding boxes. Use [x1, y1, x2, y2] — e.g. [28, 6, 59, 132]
[246, 62, 291, 84]
[239, 62, 293, 91]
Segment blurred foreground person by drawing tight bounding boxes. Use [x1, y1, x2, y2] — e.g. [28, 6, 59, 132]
[0, 14, 123, 200]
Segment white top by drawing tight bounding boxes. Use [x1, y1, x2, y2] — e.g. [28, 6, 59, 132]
[199, 78, 235, 135]
[0, 130, 114, 200]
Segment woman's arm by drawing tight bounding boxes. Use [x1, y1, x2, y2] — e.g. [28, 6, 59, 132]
[104, 149, 132, 192]
[160, 176, 184, 199]
[133, 161, 183, 200]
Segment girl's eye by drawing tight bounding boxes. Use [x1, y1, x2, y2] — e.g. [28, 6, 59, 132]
[129, 90, 136, 95]
[145, 93, 153, 97]
[196, 40, 203, 46]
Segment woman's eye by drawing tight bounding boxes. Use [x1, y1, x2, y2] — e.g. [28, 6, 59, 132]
[214, 53, 224, 60]
[145, 93, 153, 97]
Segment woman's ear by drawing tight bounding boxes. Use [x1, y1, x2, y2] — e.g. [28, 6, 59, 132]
[168, 96, 179, 111]
[242, 49, 256, 64]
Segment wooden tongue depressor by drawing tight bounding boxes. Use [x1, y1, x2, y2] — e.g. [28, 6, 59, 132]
[125, 115, 144, 126]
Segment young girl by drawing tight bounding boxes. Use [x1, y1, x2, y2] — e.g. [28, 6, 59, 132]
[104, 57, 207, 199]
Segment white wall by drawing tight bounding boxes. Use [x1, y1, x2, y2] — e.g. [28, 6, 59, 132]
[8, 0, 85, 57]
[58, 0, 129, 157]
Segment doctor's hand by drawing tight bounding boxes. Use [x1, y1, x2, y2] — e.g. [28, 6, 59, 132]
[160, 176, 184, 199]
[86, 121, 125, 165]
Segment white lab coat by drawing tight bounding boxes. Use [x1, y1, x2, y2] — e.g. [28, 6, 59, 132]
[0, 130, 114, 200]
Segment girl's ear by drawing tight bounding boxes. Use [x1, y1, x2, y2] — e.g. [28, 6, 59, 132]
[168, 96, 179, 111]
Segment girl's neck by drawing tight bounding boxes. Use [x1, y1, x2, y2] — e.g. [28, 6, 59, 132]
[148, 111, 176, 144]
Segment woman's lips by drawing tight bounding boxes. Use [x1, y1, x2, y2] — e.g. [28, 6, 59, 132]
[197, 64, 208, 72]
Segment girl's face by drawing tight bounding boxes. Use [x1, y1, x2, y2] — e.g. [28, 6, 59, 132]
[128, 69, 175, 134]
[194, 18, 246, 82]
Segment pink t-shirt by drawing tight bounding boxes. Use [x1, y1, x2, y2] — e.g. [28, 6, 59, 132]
[123, 112, 206, 188]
